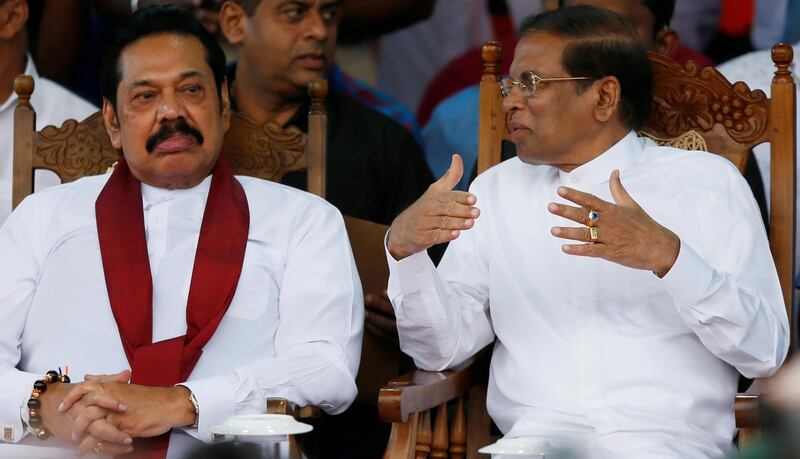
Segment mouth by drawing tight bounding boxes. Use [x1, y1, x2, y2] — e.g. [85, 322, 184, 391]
[152, 134, 197, 154]
[295, 53, 326, 70]
[508, 121, 531, 138]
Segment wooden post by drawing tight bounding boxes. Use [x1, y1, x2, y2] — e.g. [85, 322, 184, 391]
[415, 410, 431, 459]
[430, 404, 449, 459]
[449, 396, 466, 459]
[12, 74, 35, 210]
[477, 41, 504, 175]
[769, 43, 796, 325]
[307, 78, 328, 198]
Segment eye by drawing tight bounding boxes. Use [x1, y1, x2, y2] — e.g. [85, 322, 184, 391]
[132, 91, 155, 103]
[282, 5, 307, 22]
[183, 85, 201, 94]
[321, 5, 339, 23]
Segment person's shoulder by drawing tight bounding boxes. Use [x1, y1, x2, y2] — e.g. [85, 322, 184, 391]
[12, 174, 111, 221]
[639, 137, 743, 184]
[31, 75, 98, 125]
[236, 175, 342, 219]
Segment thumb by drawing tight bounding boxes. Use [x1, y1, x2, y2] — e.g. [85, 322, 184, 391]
[436, 154, 464, 191]
[84, 369, 132, 383]
[609, 169, 635, 207]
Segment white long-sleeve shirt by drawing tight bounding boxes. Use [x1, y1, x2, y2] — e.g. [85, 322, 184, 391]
[387, 132, 789, 459]
[0, 174, 363, 458]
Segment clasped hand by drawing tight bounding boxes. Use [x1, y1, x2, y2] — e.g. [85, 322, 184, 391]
[41, 370, 194, 456]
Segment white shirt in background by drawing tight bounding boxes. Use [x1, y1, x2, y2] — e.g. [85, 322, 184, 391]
[387, 132, 788, 459]
[0, 174, 364, 458]
[0, 55, 97, 224]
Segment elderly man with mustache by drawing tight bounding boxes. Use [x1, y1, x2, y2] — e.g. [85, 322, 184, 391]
[0, 5, 363, 458]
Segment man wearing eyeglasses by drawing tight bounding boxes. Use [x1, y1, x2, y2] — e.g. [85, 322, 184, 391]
[384, 6, 788, 459]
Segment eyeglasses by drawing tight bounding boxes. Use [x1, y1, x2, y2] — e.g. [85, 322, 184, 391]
[500, 70, 592, 97]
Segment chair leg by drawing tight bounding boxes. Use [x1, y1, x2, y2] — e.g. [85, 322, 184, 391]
[383, 412, 419, 459]
[450, 397, 466, 459]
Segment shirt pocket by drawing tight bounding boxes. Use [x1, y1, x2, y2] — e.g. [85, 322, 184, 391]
[226, 260, 277, 320]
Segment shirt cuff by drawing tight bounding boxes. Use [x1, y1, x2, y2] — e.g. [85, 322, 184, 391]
[660, 240, 715, 309]
[179, 375, 237, 442]
[0, 371, 39, 443]
[384, 232, 437, 297]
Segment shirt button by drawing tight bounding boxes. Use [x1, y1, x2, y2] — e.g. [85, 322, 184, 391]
[571, 176, 580, 184]
[155, 216, 163, 224]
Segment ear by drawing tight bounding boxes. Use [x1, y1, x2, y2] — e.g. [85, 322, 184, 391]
[220, 77, 231, 133]
[592, 76, 621, 124]
[102, 98, 123, 150]
[654, 27, 679, 58]
[0, 0, 28, 40]
[219, 1, 247, 46]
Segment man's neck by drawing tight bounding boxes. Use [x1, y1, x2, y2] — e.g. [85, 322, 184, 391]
[0, 39, 27, 106]
[556, 124, 631, 172]
[233, 62, 303, 127]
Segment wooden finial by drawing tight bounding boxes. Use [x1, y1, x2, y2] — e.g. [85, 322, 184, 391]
[481, 41, 503, 79]
[309, 78, 328, 115]
[14, 74, 34, 108]
[772, 43, 795, 84]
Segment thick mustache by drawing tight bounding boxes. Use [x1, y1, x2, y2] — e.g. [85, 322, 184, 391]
[145, 119, 204, 153]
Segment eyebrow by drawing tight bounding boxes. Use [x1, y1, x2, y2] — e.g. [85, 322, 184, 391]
[127, 70, 204, 89]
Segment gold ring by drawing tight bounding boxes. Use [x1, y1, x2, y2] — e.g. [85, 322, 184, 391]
[92, 441, 103, 454]
[587, 209, 600, 228]
[589, 227, 599, 241]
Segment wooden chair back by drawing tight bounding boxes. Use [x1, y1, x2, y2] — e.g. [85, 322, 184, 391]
[381, 42, 797, 458]
[11, 75, 327, 208]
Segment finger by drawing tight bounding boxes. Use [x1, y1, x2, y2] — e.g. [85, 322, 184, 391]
[550, 226, 593, 242]
[609, 169, 635, 207]
[59, 383, 101, 413]
[87, 418, 133, 446]
[557, 186, 610, 211]
[72, 406, 109, 441]
[76, 435, 133, 457]
[433, 154, 464, 191]
[84, 369, 131, 383]
[83, 392, 128, 413]
[433, 229, 461, 245]
[547, 202, 588, 225]
[435, 199, 480, 219]
[561, 242, 608, 258]
[423, 215, 475, 231]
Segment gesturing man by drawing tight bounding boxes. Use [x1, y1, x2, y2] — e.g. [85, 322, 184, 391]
[0, 6, 362, 458]
[386, 6, 788, 459]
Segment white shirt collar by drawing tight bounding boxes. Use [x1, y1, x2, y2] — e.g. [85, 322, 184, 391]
[557, 131, 641, 187]
[140, 174, 213, 207]
[0, 54, 38, 114]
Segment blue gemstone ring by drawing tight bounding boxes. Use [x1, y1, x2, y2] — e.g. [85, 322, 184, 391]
[587, 210, 600, 228]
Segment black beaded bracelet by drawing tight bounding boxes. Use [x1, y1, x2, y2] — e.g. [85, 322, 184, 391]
[27, 369, 70, 440]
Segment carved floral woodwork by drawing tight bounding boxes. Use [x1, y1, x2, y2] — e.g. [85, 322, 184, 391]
[224, 113, 307, 181]
[644, 53, 770, 154]
[34, 113, 119, 183]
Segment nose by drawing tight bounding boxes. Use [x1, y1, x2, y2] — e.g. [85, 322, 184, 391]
[303, 10, 328, 42]
[501, 86, 525, 114]
[156, 89, 187, 122]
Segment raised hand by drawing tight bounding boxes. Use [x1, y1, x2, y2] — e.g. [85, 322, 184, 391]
[548, 169, 680, 278]
[387, 154, 480, 260]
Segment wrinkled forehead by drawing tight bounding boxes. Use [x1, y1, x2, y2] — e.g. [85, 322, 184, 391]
[117, 33, 212, 87]
[509, 32, 570, 79]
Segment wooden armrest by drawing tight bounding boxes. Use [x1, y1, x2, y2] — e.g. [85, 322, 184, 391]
[378, 346, 492, 423]
[266, 398, 323, 420]
[735, 393, 760, 428]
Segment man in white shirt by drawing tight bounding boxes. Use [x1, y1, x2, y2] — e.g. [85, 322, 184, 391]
[0, 0, 97, 224]
[0, 5, 362, 458]
[386, 6, 788, 459]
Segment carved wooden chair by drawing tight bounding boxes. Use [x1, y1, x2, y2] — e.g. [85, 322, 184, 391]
[379, 41, 797, 458]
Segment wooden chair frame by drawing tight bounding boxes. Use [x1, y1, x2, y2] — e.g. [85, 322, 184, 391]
[381, 42, 796, 458]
